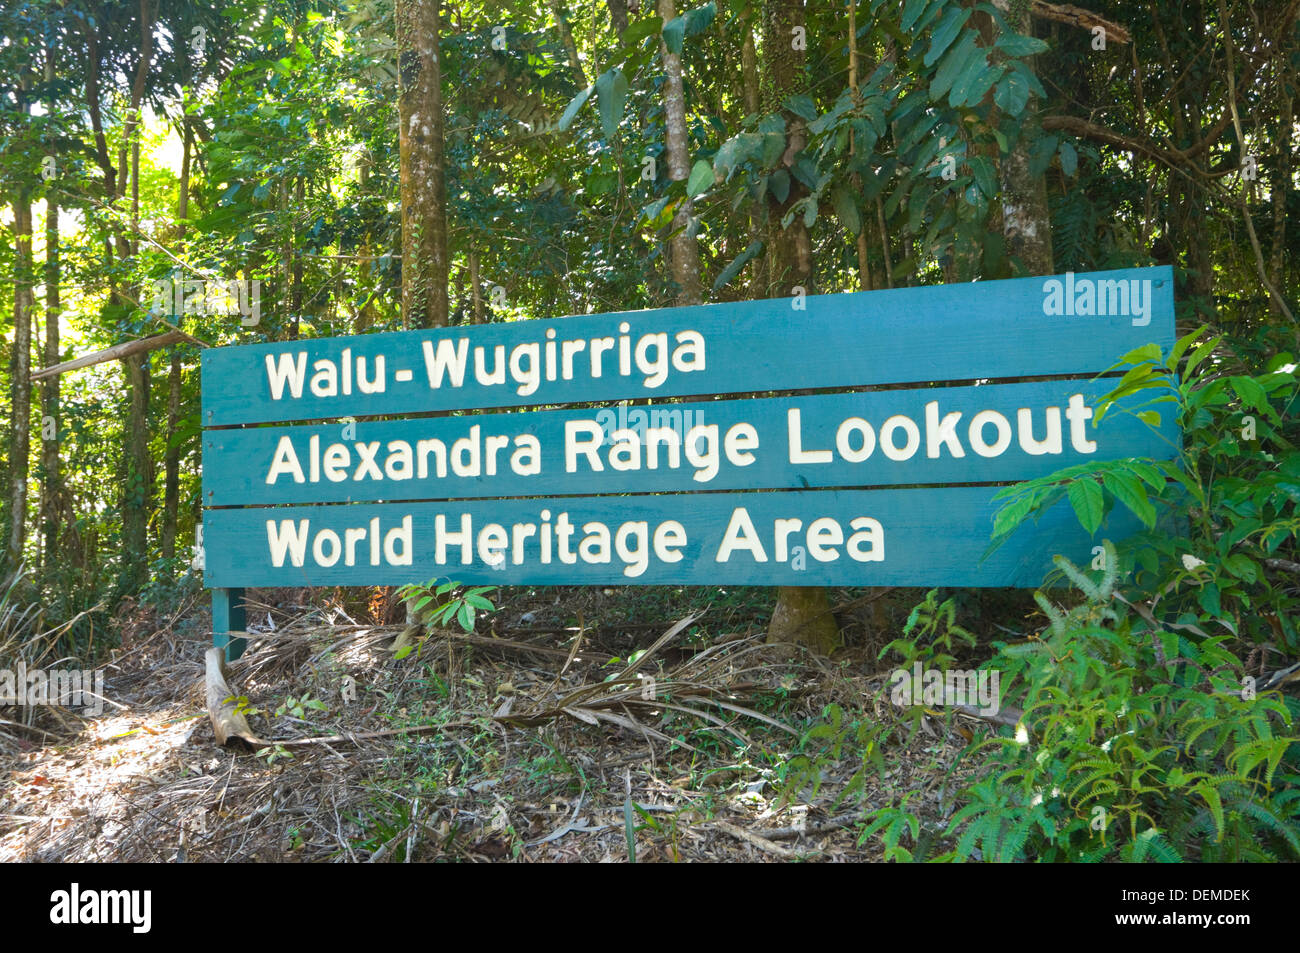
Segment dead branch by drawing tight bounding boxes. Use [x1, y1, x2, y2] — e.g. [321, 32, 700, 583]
[32, 331, 189, 382]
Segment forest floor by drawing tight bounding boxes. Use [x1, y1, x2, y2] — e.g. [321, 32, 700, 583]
[0, 584, 1008, 862]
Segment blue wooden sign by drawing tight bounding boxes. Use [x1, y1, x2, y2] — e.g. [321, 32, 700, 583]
[203, 489, 1145, 589]
[203, 380, 1175, 506]
[201, 267, 1178, 659]
[201, 267, 1175, 425]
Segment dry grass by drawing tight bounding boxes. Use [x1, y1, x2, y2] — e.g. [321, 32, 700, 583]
[0, 586, 983, 862]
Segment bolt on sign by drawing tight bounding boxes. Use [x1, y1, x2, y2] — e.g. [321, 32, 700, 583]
[202, 267, 1177, 658]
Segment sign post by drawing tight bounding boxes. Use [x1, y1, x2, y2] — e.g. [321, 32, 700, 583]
[201, 267, 1177, 660]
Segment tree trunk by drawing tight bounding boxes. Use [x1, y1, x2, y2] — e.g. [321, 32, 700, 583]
[658, 0, 702, 305]
[469, 251, 484, 323]
[849, 1, 872, 291]
[994, 1, 1053, 276]
[763, 0, 813, 297]
[1270, 89, 1292, 317]
[161, 350, 181, 562]
[121, 66, 153, 591]
[761, 0, 837, 654]
[740, 14, 767, 297]
[121, 352, 151, 591]
[551, 0, 588, 88]
[162, 121, 193, 566]
[608, 0, 629, 35]
[41, 192, 61, 568]
[9, 188, 34, 572]
[397, 0, 450, 329]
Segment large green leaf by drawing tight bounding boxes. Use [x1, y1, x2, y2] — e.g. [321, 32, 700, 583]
[993, 72, 1030, 116]
[832, 185, 862, 234]
[1058, 140, 1078, 176]
[662, 15, 685, 54]
[712, 239, 764, 291]
[713, 131, 764, 180]
[1067, 479, 1105, 534]
[557, 84, 594, 131]
[686, 159, 714, 197]
[1102, 470, 1157, 528]
[925, 7, 972, 67]
[786, 93, 817, 121]
[901, 0, 931, 33]
[768, 168, 791, 202]
[595, 68, 628, 139]
[931, 31, 981, 100]
[685, 2, 717, 36]
[996, 33, 1049, 57]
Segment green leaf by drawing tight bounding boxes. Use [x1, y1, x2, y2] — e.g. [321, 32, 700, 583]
[901, 0, 932, 33]
[1067, 478, 1104, 534]
[969, 154, 996, 198]
[713, 131, 763, 180]
[931, 32, 981, 100]
[996, 33, 1049, 57]
[952, 62, 1001, 108]
[1058, 140, 1077, 176]
[557, 84, 593, 131]
[925, 7, 972, 66]
[684, 2, 717, 36]
[686, 159, 713, 196]
[1230, 375, 1269, 413]
[992, 491, 1041, 539]
[712, 239, 764, 292]
[786, 93, 817, 121]
[1101, 470, 1156, 528]
[662, 15, 685, 54]
[769, 168, 791, 203]
[595, 68, 628, 140]
[1165, 326, 1208, 371]
[993, 71, 1030, 115]
[1119, 342, 1163, 366]
[832, 186, 862, 234]
[1223, 553, 1258, 583]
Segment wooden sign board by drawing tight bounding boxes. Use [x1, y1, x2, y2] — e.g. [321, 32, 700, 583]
[201, 267, 1177, 657]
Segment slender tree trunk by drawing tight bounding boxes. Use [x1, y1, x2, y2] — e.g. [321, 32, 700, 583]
[290, 176, 305, 338]
[763, 0, 813, 297]
[397, 0, 450, 328]
[9, 187, 34, 572]
[762, 0, 838, 655]
[608, 0, 629, 35]
[356, 155, 376, 331]
[162, 352, 181, 561]
[658, 0, 702, 305]
[161, 122, 192, 566]
[122, 108, 153, 590]
[121, 352, 151, 590]
[849, 1, 872, 290]
[469, 251, 484, 322]
[41, 192, 62, 568]
[994, 1, 1053, 276]
[1270, 89, 1292, 317]
[740, 14, 767, 297]
[551, 0, 588, 88]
